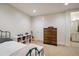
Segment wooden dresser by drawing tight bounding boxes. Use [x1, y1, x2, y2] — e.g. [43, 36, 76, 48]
[44, 27, 57, 46]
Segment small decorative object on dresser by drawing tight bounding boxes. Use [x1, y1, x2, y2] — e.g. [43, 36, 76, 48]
[44, 26, 57, 46]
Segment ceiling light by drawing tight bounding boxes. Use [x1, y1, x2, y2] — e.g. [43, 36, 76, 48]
[33, 9, 36, 13]
[64, 3, 69, 6]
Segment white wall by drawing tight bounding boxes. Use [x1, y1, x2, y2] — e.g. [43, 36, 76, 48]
[32, 12, 71, 46]
[0, 4, 31, 41]
[32, 16, 44, 41]
[65, 11, 71, 46]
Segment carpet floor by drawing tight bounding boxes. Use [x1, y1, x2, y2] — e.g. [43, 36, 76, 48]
[32, 41, 79, 56]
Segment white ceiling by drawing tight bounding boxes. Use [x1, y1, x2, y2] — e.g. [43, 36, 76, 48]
[10, 3, 79, 16]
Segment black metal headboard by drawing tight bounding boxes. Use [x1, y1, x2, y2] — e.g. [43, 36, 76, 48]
[0, 30, 11, 38]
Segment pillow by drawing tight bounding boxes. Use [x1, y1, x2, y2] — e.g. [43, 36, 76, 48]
[0, 38, 13, 43]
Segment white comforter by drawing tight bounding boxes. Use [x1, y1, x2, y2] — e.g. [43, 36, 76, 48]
[0, 41, 43, 56]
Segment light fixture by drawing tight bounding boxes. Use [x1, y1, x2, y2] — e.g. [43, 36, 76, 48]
[33, 9, 36, 13]
[64, 3, 69, 6]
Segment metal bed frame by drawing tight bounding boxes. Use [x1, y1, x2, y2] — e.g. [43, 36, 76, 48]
[0, 30, 44, 56]
[26, 47, 44, 56]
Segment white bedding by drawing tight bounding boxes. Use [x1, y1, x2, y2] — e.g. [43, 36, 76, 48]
[0, 41, 43, 56]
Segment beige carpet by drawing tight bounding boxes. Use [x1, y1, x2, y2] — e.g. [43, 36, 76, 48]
[32, 41, 79, 56]
[44, 44, 79, 56]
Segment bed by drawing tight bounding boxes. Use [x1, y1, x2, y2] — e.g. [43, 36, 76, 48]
[0, 30, 44, 56]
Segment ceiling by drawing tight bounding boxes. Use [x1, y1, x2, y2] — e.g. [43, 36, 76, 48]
[10, 3, 79, 16]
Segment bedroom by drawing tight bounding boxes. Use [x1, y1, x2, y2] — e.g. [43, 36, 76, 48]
[0, 3, 79, 56]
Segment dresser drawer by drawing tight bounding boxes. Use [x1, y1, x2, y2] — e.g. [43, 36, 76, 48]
[50, 41, 57, 45]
